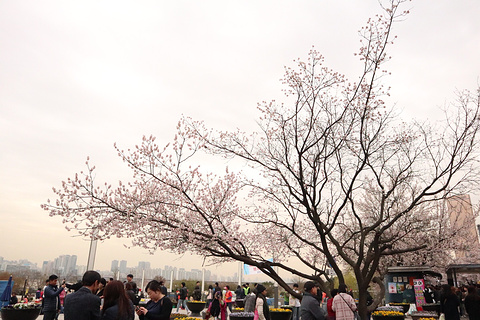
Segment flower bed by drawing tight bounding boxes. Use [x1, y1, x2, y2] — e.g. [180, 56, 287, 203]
[389, 303, 410, 314]
[171, 313, 188, 320]
[232, 308, 245, 313]
[270, 309, 293, 320]
[410, 311, 439, 320]
[421, 303, 441, 315]
[230, 312, 255, 320]
[372, 310, 405, 320]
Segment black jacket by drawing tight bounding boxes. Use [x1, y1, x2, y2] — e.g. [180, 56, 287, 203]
[140, 296, 172, 320]
[301, 293, 326, 320]
[64, 286, 101, 320]
[101, 300, 134, 320]
[43, 284, 64, 312]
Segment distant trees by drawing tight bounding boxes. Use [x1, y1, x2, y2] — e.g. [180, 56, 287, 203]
[0, 270, 45, 295]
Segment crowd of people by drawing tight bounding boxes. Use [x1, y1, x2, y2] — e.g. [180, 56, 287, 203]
[37, 270, 173, 320]
[424, 283, 480, 320]
[7, 272, 480, 320]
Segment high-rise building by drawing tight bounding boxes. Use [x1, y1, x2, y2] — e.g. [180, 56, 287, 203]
[119, 260, 127, 274]
[66, 255, 77, 275]
[447, 194, 480, 259]
[111, 260, 119, 272]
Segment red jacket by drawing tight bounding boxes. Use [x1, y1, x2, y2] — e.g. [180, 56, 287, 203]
[225, 290, 233, 303]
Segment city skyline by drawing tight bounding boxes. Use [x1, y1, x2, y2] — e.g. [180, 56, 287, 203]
[1, 254, 251, 283]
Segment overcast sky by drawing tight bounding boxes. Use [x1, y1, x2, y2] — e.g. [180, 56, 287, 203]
[1, 0, 479, 277]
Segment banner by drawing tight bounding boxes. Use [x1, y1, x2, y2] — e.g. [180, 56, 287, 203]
[243, 259, 273, 275]
[413, 279, 426, 306]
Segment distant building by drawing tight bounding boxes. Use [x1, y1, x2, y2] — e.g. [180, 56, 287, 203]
[447, 194, 480, 259]
[111, 260, 119, 272]
[119, 260, 127, 275]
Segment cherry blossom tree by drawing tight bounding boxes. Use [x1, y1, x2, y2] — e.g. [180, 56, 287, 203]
[43, 1, 480, 318]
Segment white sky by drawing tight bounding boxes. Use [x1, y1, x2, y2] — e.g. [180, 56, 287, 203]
[1, 0, 479, 277]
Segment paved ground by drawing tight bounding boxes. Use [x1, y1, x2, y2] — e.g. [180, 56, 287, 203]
[52, 307, 193, 320]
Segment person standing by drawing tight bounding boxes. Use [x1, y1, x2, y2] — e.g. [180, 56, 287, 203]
[255, 284, 271, 320]
[289, 284, 301, 320]
[101, 280, 134, 320]
[213, 283, 222, 298]
[126, 275, 137, 293]
[136, 281, 172, 320]
[301, 281, 326, 320]
[327, 289, 338, 320]
[332, 284, 356, 320]
[9, 292, 18, 305]
[243, 284, 251, 297]
[441, 284, 460, 320]
[96, 278, 107, 298]
[64, 270, 102, 320]
[206, 291, 227, 320]
[224, 286, 233, 312]
[43, 275, 66, 320]
[206, 285, 214, 308]
[464, 285, 480, 320]
[235, 285, 245, 300]
[176, 282, 189, 313]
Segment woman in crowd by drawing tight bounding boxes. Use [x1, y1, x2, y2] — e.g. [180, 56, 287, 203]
[327, 289, 338, 320]
[101, 280, 134, 320]
[206, 285, 214, 308]
[225, 285, 233, 312]
[255, 284, 270, 320]
[332, 284, 356, 320]
[97, 278, 107, 298]
[207, 291, 227, 320]
[136, 280, 172, 320]
[125, 282, 137, 305]
[441, 284, 460, 320]
[464, 285, 480, 320]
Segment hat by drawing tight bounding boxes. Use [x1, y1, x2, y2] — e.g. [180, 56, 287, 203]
[256, 284, 266, 294]
[304, 281, 316, 292]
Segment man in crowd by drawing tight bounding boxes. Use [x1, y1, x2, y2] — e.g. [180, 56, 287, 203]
[64, 270, 101, 320]
[289, 284, 301, 320]
[126, 274, 137, 293]
[176, 282, 189, 313]
[301, 281, 326, 320]
[43, 274, 66, 320]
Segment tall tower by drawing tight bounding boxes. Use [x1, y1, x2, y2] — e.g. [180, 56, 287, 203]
[447, 194, 480, 259]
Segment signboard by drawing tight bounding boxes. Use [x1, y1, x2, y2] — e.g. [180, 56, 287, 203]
[388, 282, 397, 293]
[244, 259, 273, 275]
[413, 278, 426, 306]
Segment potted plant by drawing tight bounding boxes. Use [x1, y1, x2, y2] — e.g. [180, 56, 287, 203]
[186, 300, 206, 316]
[270, 308, 293, 320]
[1, 303, 42, 320]
[229, 311, 255, 320]
[410, 312, 439, 320]
[170, 313, 188, 320]
[235, 299, 245, 308]
[372, 310, 405, 320]
[389, 303, 410, 314]
[421, 303, 441, 315]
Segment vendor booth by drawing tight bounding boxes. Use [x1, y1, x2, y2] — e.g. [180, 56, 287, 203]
[385, 266, 441, 308]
